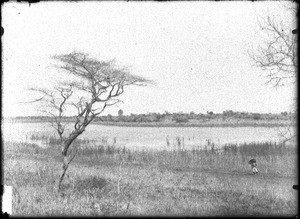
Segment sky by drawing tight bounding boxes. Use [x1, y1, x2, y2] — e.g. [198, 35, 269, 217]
[2, 1, 297, 117]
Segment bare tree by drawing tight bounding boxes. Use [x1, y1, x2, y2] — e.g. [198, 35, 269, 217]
[248, 3, 297, 144]
[248, 4, 297, 87]
[30, 52, 154, 191]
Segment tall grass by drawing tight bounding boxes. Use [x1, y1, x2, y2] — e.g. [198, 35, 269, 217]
[28, 134, 98, 148]
[19, 134, 298, 177]
[4, 139, 297, 216]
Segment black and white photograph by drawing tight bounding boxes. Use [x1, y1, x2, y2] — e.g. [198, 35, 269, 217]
[2, 1, 297, 216]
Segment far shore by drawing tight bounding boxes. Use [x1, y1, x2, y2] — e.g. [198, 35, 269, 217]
[3, 117, 294, 128]
[96, 120, 293, 128]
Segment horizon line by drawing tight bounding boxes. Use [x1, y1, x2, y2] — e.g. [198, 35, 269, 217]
[2, 110, 295, 119]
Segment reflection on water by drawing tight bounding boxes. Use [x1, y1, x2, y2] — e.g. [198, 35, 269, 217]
[2, 121, 294, 151]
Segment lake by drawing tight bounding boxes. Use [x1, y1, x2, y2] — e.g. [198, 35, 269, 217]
[2, 121, 293, 151]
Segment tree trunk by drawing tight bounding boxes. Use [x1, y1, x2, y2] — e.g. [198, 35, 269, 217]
[57, 129, 84, 192]
[58, 155, 69, 191]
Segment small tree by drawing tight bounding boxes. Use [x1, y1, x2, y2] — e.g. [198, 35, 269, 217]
[30, 52, 153, 191]
[107, 114, 113, 121]
[207, 111, 214, 116]
[118, 109, 124, 117]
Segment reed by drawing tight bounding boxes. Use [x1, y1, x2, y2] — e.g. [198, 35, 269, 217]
[4, 140, 297, 216]
[22, 133, 297, 177]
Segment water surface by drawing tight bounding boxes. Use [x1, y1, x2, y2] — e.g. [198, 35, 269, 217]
[2, 121, 292, 151]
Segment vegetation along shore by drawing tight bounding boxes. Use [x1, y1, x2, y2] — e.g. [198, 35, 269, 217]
[4, 110, 295, 127]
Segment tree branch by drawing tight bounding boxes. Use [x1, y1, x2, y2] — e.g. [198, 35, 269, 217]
[249, 11, 297, 87]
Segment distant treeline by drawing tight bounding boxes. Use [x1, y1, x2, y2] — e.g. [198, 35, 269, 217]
[96, 110, 293, 123]
[10, 110, 294, 123]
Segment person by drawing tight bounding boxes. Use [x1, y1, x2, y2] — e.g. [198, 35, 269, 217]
[249, 159, 258, 174]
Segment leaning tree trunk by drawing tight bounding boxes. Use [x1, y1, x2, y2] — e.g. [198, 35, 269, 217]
[57, 119, 89, 191]
[57, 133, 80, 192]
[58, 153, 71, 191]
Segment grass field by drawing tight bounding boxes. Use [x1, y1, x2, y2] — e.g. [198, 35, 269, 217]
[3, 140, 298, 216]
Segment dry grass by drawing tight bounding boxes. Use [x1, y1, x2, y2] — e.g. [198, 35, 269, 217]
[3, 141, 298, 216]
